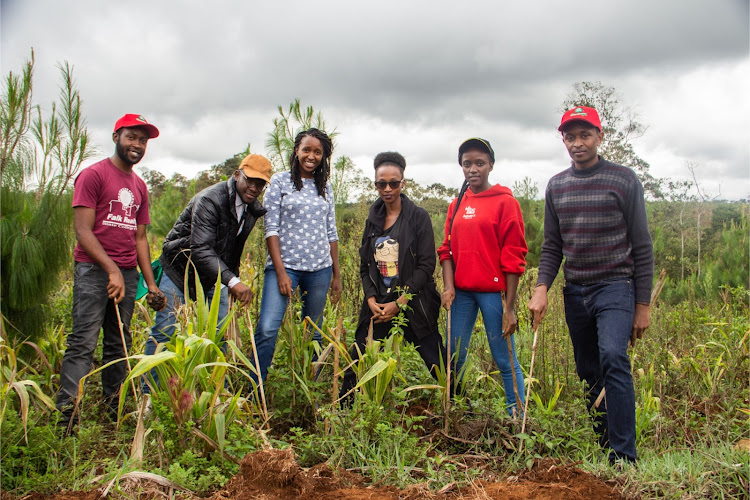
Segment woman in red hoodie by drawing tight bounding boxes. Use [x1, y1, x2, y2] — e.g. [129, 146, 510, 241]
[438, 138, 528, 415]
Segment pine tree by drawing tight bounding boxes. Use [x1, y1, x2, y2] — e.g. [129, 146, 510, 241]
[0, 51, 93, 340]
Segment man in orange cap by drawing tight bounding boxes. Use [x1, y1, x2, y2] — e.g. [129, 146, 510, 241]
[141, 153, 271, 396]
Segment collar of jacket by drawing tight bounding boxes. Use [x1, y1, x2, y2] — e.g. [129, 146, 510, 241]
[367, 193, 416, 230]
[364, 194, 418, 269]
[226, 177, 267, 219]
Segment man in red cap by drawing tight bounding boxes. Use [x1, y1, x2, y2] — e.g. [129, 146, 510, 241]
[528, 106, 654, 465]
[57, 114, 165, 434]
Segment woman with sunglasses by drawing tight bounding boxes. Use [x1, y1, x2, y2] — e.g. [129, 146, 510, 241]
[253, 128, 341, 384]
[340, 151, 447, 400]
[437, 138, 527, 416]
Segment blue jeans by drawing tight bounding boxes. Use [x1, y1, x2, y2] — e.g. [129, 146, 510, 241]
[564, 279, 637, 462]
[56, 262, 139, 412]
[450, 289, 525, 415]
[143, 272, 228, 392]
[253, 265, 332, 383]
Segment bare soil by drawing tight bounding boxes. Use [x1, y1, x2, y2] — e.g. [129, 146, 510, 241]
[208, 449, 622, 500]
[7, 451, 622, 499]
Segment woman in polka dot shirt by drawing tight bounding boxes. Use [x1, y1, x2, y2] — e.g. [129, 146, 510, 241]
[252, 128, 341, 384]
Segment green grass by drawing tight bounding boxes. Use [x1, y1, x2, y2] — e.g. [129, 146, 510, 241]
[1, 268, 748, 498]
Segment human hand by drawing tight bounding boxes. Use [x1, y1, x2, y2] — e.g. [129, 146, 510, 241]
[374, 301, 400, 324]
[631, 303, 650, 347]
[329, 276, 342, 304]
[146, 287, 167, 311]
[367, 297, 385, 318]
[229, 282, 253, 306]
[276, 269, 293, 297]
[107, 270, 126, 303]
[527, 285, 548, 331]
[441, 287, 455, 310]
[502, 307, 518, 338]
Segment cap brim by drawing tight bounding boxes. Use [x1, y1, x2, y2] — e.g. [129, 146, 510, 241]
[142, 124, 159, 138]
[558, 118, 600, 132]
[458, 138, 495, 160]
[116, 123, 160, 138]
[241, 169, 270, 183]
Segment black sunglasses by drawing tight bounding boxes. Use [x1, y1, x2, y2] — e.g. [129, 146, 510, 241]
[241, 172, 267, 190]
[374, 180, 403, 190]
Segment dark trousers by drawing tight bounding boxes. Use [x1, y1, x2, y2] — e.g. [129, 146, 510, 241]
[56, 262, 138, 412]
[340, 320, 447, 399]
[563, 279, 637, 462]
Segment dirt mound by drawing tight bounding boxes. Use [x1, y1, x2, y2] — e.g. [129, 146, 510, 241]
[209, 448, 398, 500]
[5, 493, 100, 500]
[7, 451, 621, 499]
[466, 458, 622, 499]
[210, 450, 622, 500]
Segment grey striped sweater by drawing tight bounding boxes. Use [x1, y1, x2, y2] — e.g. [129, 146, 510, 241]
[536, 158, 654, 304]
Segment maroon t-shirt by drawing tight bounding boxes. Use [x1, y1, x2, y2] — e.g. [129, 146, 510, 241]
[72, 158, 150, 268]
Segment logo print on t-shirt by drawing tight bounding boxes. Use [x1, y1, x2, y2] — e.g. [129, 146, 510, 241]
[462, 205, 476, 219]
[110, 188, 138, 216]
[375, 237, 399, 290]
[103, 188, 139, 230]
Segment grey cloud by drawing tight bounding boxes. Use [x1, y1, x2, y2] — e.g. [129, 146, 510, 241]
[2, 0, 747, 198]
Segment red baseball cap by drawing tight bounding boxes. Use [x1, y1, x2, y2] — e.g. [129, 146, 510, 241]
[114, 114, 159, 138]
[558, 106, 601, 132]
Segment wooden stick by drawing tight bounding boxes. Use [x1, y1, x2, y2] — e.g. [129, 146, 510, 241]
[225, 296, 240, 364]
[287, 300, 295, 406]
[332, 314, 342, 404]
[506, 335, 522, 420]
[246, 309, 268, 424]
[519, 324, 539, 452]
[444, 309, 452, 433]
[115, 302, 138, 421]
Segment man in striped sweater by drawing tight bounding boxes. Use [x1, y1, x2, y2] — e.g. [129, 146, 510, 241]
[527, 106, 654, 465]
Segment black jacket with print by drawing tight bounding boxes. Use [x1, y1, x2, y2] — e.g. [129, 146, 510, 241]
[356, 194, 441, 340]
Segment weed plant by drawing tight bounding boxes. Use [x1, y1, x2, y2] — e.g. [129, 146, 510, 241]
[1, 234, 749, 498]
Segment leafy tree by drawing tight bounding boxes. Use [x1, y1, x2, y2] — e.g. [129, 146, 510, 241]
[331, 155, 370, 205]
[0, 51, 94, 340]
[562, 81, 663, 199]
[140, 168, 167, 199]
[512, 177, 543, 267]
[702, 209, 749, 292]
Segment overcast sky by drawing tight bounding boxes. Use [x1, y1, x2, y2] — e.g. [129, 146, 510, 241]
[2, 1, 748, 200]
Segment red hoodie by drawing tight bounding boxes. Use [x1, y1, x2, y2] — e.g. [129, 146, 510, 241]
[437, 184, 527, 292]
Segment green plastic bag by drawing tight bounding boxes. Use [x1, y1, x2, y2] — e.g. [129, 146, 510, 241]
[136, 259, 163, 300]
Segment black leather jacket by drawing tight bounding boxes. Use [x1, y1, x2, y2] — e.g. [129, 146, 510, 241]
[160, 177, 266, 298]
[356, 194, 441, 340]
